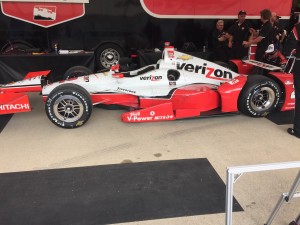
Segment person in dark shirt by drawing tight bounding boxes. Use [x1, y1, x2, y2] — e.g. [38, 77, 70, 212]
[212, 19, 230, 62]
[271, 12, 286, 50]
[243, 9, 273, 62]
[228, 10, 252, 59]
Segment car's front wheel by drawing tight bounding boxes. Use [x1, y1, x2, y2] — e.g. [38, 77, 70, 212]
[45, 84, 93, 128]
[238, 76, 281, 117]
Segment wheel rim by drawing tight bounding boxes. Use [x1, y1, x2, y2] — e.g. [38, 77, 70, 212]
[53, 95, 84, 122]
[100, 48, 120, 68]
[250, 87, 275, 112]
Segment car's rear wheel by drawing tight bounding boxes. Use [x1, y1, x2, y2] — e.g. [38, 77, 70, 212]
[45, 84, 92, 128]
[238, 76, 281, 117]
[63, 66, 93, 80]
[214, 61, 230, 68]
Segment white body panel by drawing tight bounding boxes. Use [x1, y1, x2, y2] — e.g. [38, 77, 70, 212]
[42, 48, 240, 97]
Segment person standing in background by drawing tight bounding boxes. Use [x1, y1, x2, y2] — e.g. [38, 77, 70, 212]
[271, 12, 286, 50]
[212, 19, 230, 62]
[243, 9, 273, 62]
[228, 10, 252, 59]
[288, 23, 300, 138]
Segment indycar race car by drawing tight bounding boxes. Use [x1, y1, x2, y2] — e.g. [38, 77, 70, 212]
[0, 45, 295, 128]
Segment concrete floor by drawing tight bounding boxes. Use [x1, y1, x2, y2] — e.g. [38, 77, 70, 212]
[0, 93, 299, 225]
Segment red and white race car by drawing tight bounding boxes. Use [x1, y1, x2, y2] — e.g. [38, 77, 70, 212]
[0, 45, 295, 128]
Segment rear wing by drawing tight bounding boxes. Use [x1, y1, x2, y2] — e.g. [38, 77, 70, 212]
[242, 59, 283, 71]
[0, 70, 51, 115]
[0, 92, 31, 114]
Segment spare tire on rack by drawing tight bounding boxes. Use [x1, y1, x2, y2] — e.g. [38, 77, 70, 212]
[63, 66, 93, 80]
[95, 43, 125, 69]
[1, 40, 36, 54]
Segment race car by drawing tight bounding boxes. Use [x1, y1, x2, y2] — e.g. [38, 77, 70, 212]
[0, 45, 295, 128]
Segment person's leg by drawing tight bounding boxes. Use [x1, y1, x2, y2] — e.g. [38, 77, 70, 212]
[293, 73, 300, 135]
[288, 61, 300, 138]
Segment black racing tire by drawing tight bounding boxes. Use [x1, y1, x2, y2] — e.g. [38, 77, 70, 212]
[238, 75, 281, 117]
[63, 66, 93, 80]
[228, 61, 238, 73]
[45, 84, 93, 129]
[214, 61, 231, 69]
[95, 43, 125, 69]
[1, 41, 35, 53]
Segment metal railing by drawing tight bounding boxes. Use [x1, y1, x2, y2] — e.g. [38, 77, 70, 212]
[226, 161, 300, 225]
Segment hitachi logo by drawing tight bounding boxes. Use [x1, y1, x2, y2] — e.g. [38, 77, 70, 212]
[0, 104, 30, 110]
[177, 62, 233, 80]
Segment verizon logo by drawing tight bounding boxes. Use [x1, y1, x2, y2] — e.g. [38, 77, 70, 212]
[177, 62, 233, 80]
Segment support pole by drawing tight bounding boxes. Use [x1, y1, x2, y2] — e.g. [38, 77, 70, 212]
[225, 172, 234, 225]
[265, 171, 300, 225]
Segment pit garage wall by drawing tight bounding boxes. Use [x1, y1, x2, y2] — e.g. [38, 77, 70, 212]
[0, 0, 294, 53]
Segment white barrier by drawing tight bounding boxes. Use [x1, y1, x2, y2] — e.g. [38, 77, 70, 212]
[226, 161, 300, 225]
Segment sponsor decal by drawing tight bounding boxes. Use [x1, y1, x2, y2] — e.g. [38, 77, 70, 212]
[140, 75, 163, 81]
[126, 110, 174, 122]
[177, 55, 193, 61]
[228, 79, 239, 85]
[167, 50, 174, 58]
[1, 2, 85, 28]
[169, 81, 176, 85]
[76, 121, 84, 126]
[251, 61, 274, 69]
[0, 104, 30, 111]
[34, 5, 56, 21]
[285, 80, 293, 85]
[117, 87, 136, 94]
[126, 114, 174, 122]
[130, 112, 140, 116]
[285, 106, 295, 110]
[287, 103, 295, 106]
[291, 85, 295, 99]
[84, 76, 89, 82]
[177, 62, 233, 80]
[245, 60, 282, 71]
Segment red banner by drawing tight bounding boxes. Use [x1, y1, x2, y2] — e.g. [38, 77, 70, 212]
[140, 0, 292, 19]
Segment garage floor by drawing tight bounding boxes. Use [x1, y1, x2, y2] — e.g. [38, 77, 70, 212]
[0, 93, 299, 225]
